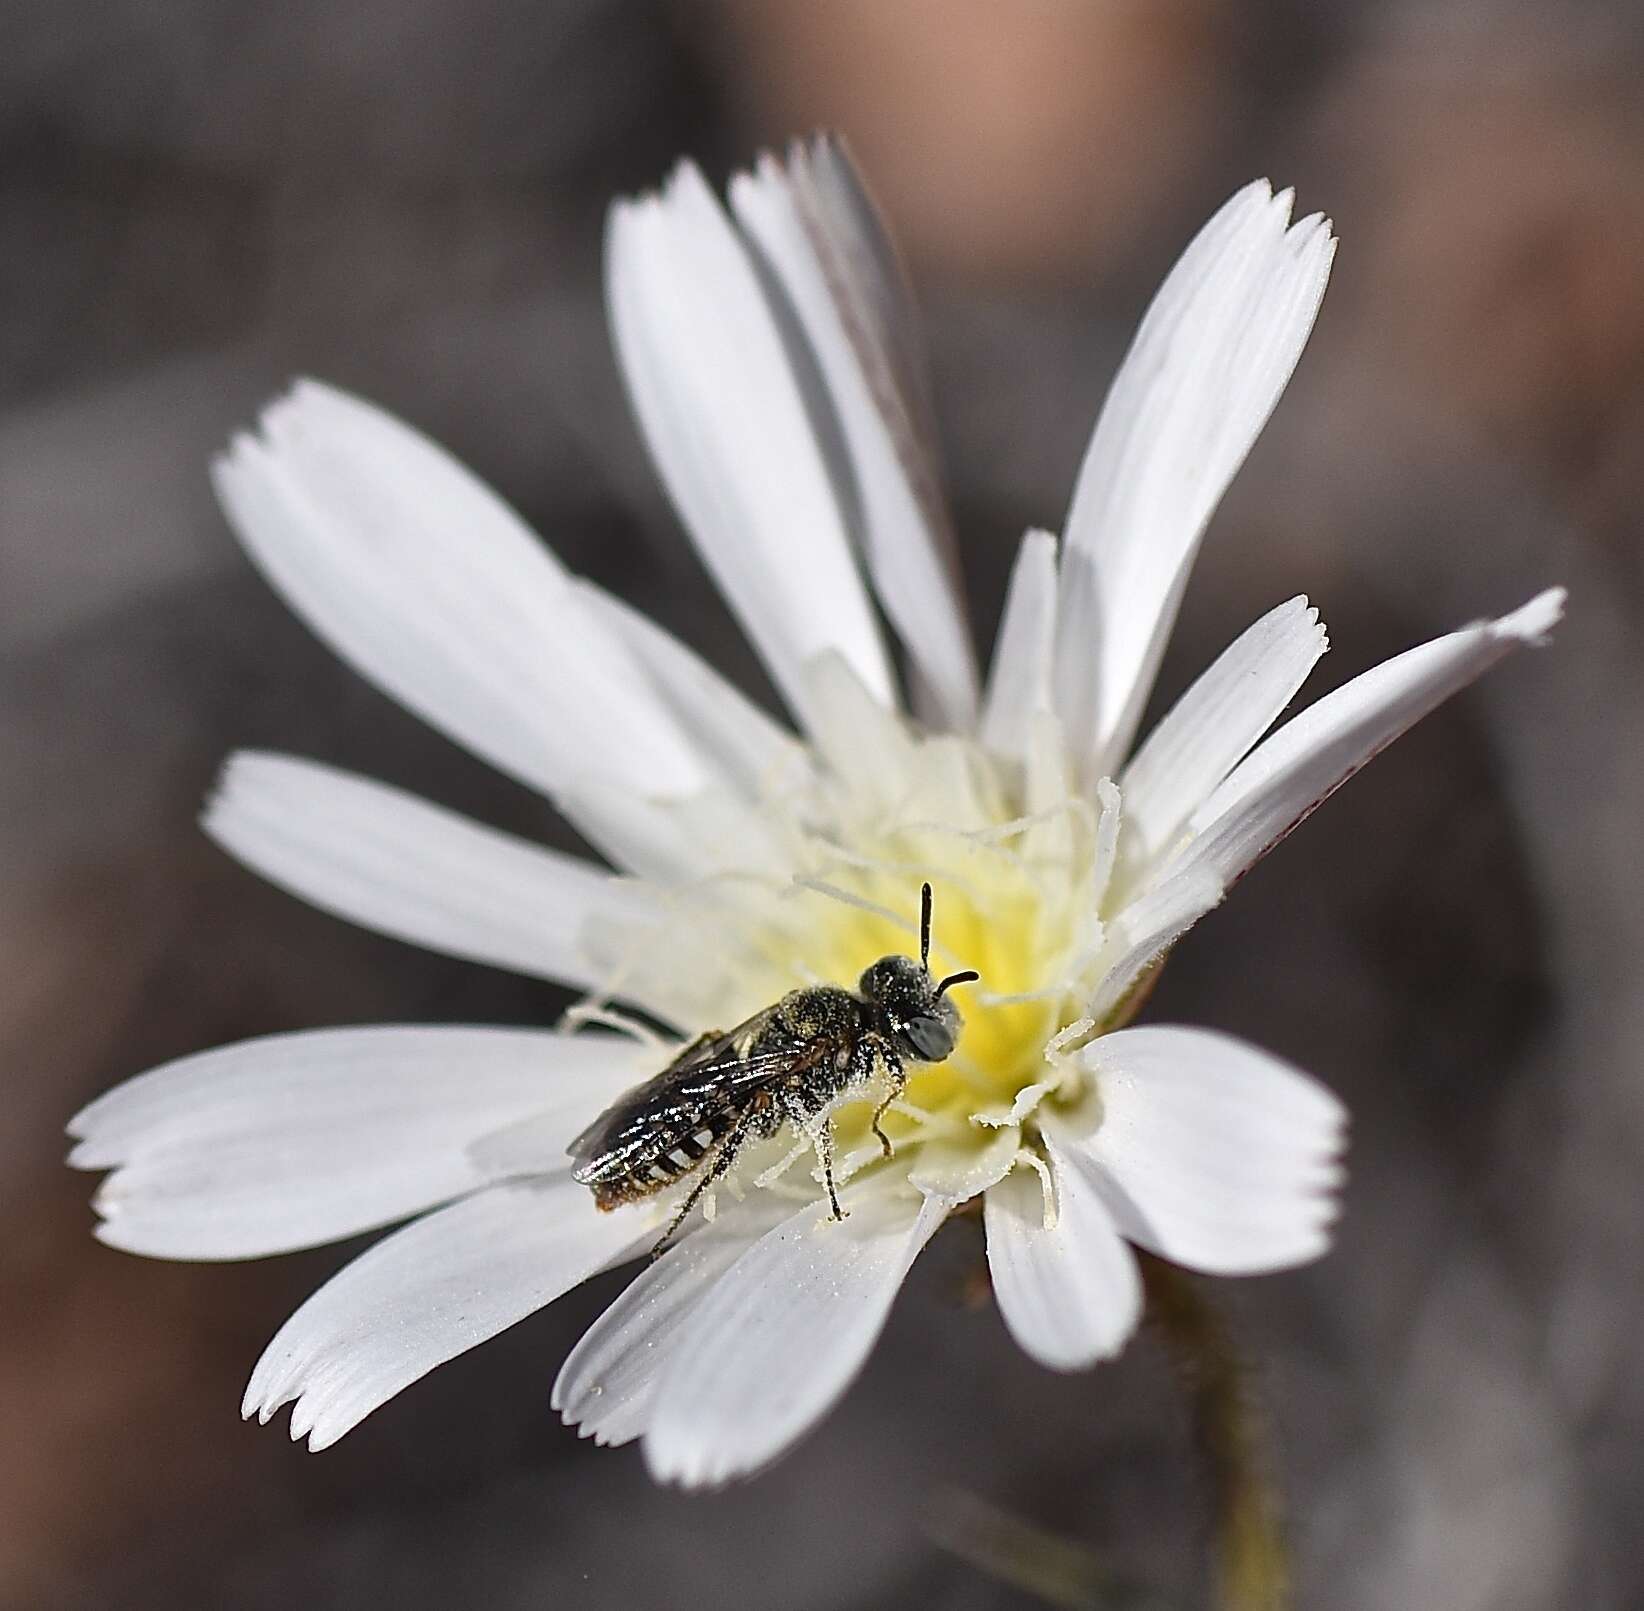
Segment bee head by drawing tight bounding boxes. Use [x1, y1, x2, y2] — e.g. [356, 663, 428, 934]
[858, 884, 979, 1065]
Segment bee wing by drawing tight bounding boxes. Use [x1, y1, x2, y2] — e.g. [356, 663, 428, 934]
[566, 1008, 812, 1184]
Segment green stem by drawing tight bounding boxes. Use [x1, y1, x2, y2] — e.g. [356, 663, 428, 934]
[1141, 1255, 1291, 1611]
[925, 1487, 1162, 1610]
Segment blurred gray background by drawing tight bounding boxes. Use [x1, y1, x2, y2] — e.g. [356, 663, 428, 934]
[3, 1, 1641, 1607]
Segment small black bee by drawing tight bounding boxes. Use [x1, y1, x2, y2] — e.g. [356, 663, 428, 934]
[568, 883, 979, 1258]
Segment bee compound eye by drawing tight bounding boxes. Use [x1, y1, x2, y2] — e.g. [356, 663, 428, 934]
[903, 1014, 955, 1062]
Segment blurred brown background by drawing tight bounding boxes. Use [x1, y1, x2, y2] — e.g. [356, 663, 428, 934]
[3, 2, 1640, 1607]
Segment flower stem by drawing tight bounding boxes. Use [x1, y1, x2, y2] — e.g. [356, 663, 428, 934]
[1141, 1254, 1290, 1611]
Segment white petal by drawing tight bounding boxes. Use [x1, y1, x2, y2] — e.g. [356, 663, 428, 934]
[214, 380, 705, 802]
[776, 139, 948, 485]
[893, 729, 1001, 832]
[1119, 596, 1327, 881]
[980, 529, 1059, 762]
[643, 1191, 945, 1486]
[552, 1193, 798, 1448]
[1020, 712, 1078, 864]
[204, 751, 644, 988]
[1049, 1025, 1346, 1275]
[798, 651, 920, 817]
[1175, 589, 1566, 889]
[607, 162, 895, 731]
[1053, 183, 1336, 779]
[572, 581, 813, 802]
[983, 1160, 1141, 1370]
[68, 1027, 638, 1259]
[730, 141, 977, 730]
[553, 776, 791, 888]
[244, 1177, 645, 1449]
[1087, 864, 1224, 1026]
[907, 1121, 1020, 1203]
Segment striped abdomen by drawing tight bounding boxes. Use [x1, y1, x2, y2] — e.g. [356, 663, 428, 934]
[582, 1102, 741, 1210]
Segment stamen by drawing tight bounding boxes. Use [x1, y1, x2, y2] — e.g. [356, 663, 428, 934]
[888, 821, 1044, 879]
[1089, 778, 1123, 909]
[791, 870, 973, 973]
[976, 982, 1071, 1008]
[791, 876, 916, 936]
[558, 1001, 667, 1048]
[1001, 926, 1106, 1006]
[895, 791, 1097, 850]
[1015, 1147, 1058, 1230]
[807, 843, 997, 921]
[945, 1052, 1004, 1090]
[1044, 1016, 1096, 1063]
[972, 1078, 1058, 1128]
[832, 1143, 889, 1184]
[755, 1135, 812, 1189]
[762, 1176, 821, 1202]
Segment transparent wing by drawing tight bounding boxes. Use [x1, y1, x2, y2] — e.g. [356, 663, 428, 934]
[566, 1009, 827, 1185]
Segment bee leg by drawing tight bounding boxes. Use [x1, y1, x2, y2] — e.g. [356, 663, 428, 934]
[781, 1092, 846, 1221]
[814, 1115, 844, 1222]
[865, 1039, 906, 1159]
[648, 1105, 759, 1262]
[870, 1102, 895, 1159]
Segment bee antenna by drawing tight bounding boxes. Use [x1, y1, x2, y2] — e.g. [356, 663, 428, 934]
[936, 969, 979, 998]
[919, 882, 933, 970]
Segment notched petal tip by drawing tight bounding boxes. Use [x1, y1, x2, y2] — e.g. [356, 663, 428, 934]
[63, 1108, 101, 1152]
[643, 1437, 759, 1492]
[1288, 207, 1334, 242]
[655, 157, 719, 217]
[209, 429, 260, 485]
[240, 1376, 273, 1421]
[305, 1421, 346, 1454]
[212, 380, 348, 497]
[64, 1135, 98, 1168]
[65, 1090, 133, 1164]
[1282, 593, 1329, 640]
[198, 747, 254, 830]
[1497, 586, 1567, 645]
[1241, 179, 1337, 256]
[88, 1175, 124, 1216]
[252, 377, 348, 448]
[793, 128, 845, 163]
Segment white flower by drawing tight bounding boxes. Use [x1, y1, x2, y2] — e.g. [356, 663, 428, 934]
[68, 138, 1563, 1488]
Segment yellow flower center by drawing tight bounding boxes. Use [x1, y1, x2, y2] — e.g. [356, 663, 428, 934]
[578, 699, 1121, 1207]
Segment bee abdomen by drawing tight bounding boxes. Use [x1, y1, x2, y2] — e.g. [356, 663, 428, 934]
[590, 1119, 729, 1210]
